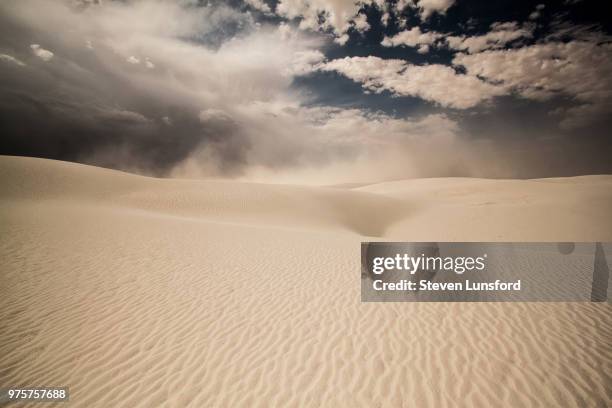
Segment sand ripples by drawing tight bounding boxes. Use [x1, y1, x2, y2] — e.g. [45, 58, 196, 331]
[1, 156, 611, 407]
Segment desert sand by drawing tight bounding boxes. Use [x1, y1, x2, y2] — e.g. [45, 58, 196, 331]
[1, 155, 611, 407]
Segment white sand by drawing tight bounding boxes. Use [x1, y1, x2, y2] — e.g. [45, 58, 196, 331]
[1, 155, 611, 407]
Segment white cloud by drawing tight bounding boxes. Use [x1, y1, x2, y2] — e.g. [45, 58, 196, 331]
[276, 0, 361, 36]
[277, 22, 294, 41]
[127, 55, 140, 64]
[320, 56, 503, 109]
[198, 108, 234, 124]
[446, 21, 533, 53]
[417, 44, 430, 54]
[453, 40, 612, 101]
[352, 13, 370, 33]
[411, 0, 456, 20]
[382, 20, 532, 54]
[273, 0, 453, 42]
[276, 0, 378, 43]
[382, 26, 443, 48]
[99, 108, 149, 124]
[285, 49, 325, 75]
[145, 58, 155, 69]
[0, 53, 26, 66]
[334, 33, 349, 45]
[381, 12, 390, 26]
[453, 39, 612, 126]
[245, 0, 272, 14]
[30, 44, 54, 61]
[529, 3, 545, 20]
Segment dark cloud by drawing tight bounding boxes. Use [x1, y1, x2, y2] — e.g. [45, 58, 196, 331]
[0, 0, 280, 175]
[0, 47, 209, 175]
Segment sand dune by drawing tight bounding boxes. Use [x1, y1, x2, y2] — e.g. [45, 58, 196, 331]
[357, 177, 612, 241]
[1, 155, 611, 407]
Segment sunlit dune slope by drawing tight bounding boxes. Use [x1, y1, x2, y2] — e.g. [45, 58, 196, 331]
[1, 156, 611, 408]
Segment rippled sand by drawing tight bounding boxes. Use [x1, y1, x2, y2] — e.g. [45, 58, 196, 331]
[1, 156, 611, 407]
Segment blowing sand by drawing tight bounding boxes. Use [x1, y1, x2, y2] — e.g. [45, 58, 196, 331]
[1, 155, 611, 407]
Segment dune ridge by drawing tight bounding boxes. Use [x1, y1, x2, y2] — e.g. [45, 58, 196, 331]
[1, 155, 611, 407]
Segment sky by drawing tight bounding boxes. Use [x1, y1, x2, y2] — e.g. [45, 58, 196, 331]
[0, 0, 610, 183]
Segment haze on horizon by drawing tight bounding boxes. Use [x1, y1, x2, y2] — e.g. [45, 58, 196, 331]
[0, 0, 611, 184]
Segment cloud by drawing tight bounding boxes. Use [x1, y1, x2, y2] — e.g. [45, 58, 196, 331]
[382, 21, 532, 53]
[198, 108, 234, 125]
[352, 13, 370, 33]
[410, 0, 456, 20]
[1, 0, 610, 180]
[30, 44, 54, 61]
[2, 0, 482, 181]
[453, 37, 612, 125]
[276, 0, 376, 43]
[0, 53, 26, 66]
[126, 56, 140, 64]
[557, 103, 612, 130]
[528, 3, 546, 20]
[334, 34, 350, 45]
[176, 107, 471, 183]
[244, 0, 272, 14]
[0, 0, 329, 175]
[319, 56, 503, 109]
[544, 21, 612, 43]
[381, 26, 443, 48]
[276, 0, 360, 36]
[285, 49, 325, 75]
[98, 108, 150, 124]
[445, 21, 533, 53]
